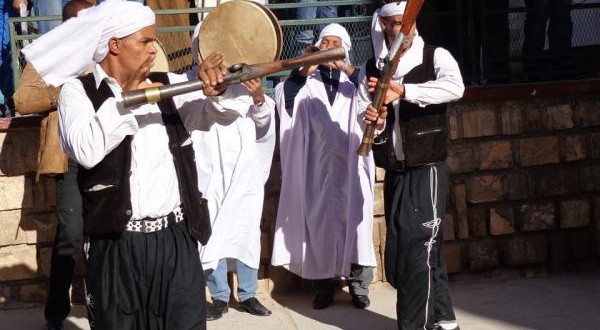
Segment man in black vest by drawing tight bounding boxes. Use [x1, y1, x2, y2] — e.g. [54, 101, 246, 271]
[22, 1, 227, 329]
[358, 2, 464, 330]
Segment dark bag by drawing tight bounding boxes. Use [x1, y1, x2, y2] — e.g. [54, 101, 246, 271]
[371, 102, 406, 171]
[401, 105, 447, 167]
[366, 46, 448, 171]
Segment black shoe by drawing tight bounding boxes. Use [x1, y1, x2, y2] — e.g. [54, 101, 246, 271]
[239, 297, 272, 316]
[206, 300, 228, 321]
[45, 318, 64, 330]
[350, 295, 370, 309]
[312, 293, 334, 310]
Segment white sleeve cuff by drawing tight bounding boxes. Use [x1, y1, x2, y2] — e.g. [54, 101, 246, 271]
[95, 97, 139, 138]
[251, 98, 273, 129]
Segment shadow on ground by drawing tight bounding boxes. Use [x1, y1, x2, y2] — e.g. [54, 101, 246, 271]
[0, 304, 88, 330]
[450, 271, 600, 330]
[271, 286, 397, 330]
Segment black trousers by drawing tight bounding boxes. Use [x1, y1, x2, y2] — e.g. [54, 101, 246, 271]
[85, 221, 206, 330]
[384, 163, 455, 330]
[523, 0, 573, 77]
[45, 159, 83, 322]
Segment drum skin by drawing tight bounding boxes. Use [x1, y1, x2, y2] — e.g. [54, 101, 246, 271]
[198, 0, 282, 67]
[152, 39, 170, 72]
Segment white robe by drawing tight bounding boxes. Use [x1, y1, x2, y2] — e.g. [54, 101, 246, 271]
[274, 83, 293, 170]
[272, 71, 377, 279]
[193, 84, 276, 271]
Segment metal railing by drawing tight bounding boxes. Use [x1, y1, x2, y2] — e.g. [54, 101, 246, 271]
[418, 0, 600, 84]
[5, 0, 600, 92]
[7, 1, 377, 91]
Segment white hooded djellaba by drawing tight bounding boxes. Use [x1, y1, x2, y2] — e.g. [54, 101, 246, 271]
[272, 24, 377, 279]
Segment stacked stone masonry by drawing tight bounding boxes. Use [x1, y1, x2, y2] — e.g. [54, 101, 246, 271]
[445, 95, 600, 275]
[1, 93, 599, 307]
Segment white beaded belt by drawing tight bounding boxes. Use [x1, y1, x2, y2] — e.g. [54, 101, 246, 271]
[125, 206, 184, 233]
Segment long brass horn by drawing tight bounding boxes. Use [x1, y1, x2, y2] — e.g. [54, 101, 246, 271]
[122, 47, 346, 108]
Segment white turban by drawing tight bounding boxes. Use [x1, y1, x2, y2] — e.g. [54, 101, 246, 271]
[22, 0, 155, 87]
[315, 23, 352, 64]
[371, 1, 423, 77]
[379, 1, 406, 17]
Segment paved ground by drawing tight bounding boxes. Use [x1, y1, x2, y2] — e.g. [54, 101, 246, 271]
[1, 272, 599, 330]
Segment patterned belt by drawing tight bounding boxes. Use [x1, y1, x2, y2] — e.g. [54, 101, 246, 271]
[125, 205, 184, 233]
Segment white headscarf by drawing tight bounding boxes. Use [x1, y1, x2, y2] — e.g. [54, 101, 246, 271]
[379, 1, 407, 17]
[21, 0, 155, 87]
[315, 23, 352, 64]
[371, 1, 424, 78]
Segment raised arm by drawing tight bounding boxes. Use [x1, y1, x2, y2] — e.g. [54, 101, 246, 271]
[58, 79, 139, 169]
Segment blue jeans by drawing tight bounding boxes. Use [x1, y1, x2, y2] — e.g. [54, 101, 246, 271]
[33, 0, 70, 34]
[206, 258, 258, 303]
[0, 0, 14, 104]
[295, 0, 337, 54]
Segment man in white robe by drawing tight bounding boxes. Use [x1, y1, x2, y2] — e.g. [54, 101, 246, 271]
[272, 23, 377, 310]
[190, 24, 276, 321]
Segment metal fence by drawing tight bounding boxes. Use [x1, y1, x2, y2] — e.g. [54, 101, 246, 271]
[419, 0, 600, 84]
[5, 0, 600, 92]
[6, 1, 377, 92]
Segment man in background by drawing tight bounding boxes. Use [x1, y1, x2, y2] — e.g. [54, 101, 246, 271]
[14, 2, 92, 330]
[272, 23, 377, 310]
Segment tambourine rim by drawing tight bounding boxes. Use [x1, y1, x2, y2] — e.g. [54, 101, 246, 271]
[253, 1, 283, 61]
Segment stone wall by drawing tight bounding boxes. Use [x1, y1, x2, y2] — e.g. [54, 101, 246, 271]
[1, 83, 599, 307]
[0, 117, 85, 309]
[259, 84, 600, 291]
[442, 93, 600, 275]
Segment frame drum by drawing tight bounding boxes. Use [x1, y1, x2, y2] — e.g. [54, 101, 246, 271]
[198, 0, 282, 67]
[151, 39, 170, 72]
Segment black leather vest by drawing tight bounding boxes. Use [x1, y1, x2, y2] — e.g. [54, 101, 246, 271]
[77, 72, 211, 244]
[366, 45, 448, 171]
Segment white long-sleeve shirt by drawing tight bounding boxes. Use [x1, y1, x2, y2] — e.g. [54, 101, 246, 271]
[58, 64, 271, 221]
[357, 37, 465, 160]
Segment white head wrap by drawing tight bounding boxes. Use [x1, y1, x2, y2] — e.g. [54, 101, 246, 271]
[21, 0, 155, 87]
[379, 1, 407, 17]
[315, 23, 352, 64]
[371, 1, 423, 77]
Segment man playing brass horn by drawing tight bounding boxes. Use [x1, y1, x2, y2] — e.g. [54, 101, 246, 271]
[272, 23, 377, 311]
[21, 0, 229, 328]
